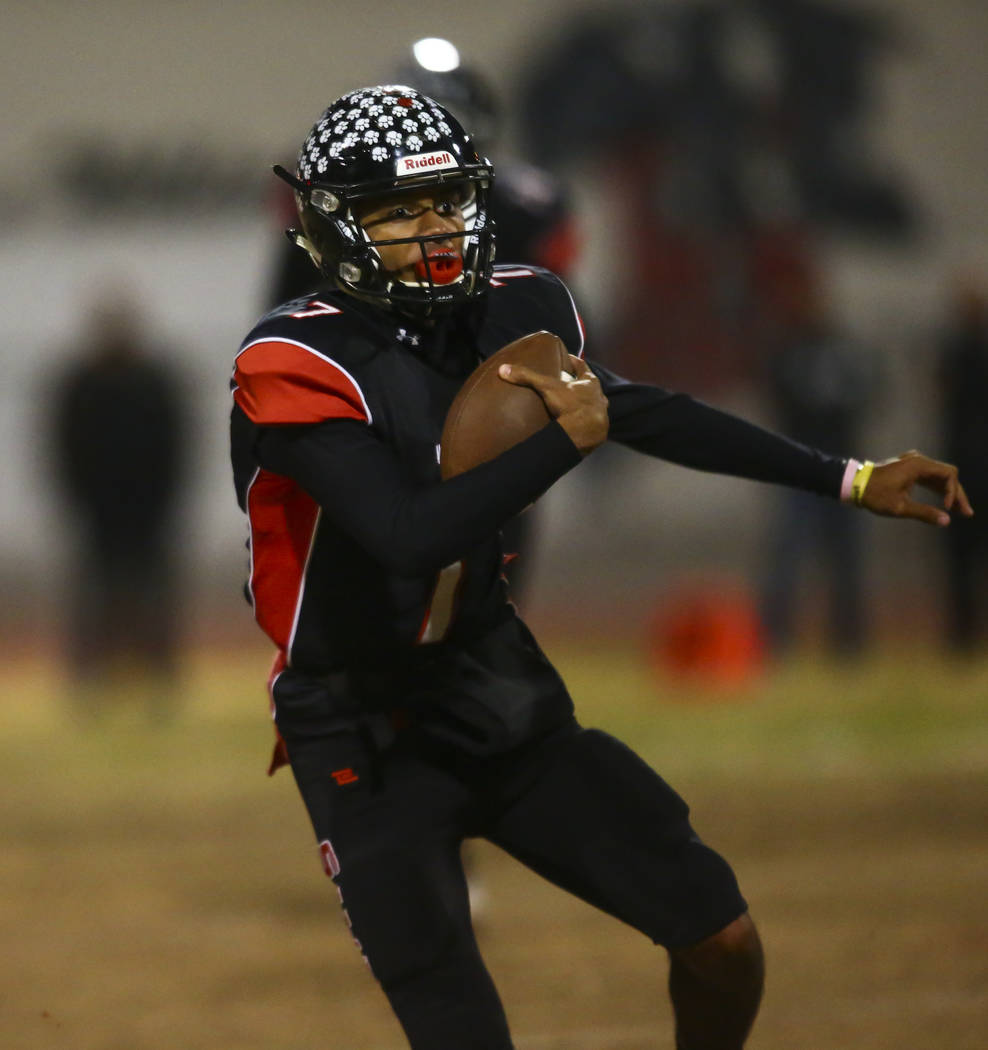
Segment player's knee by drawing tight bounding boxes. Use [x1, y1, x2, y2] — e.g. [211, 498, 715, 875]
[363, 916, 469, 990]
[671, 912, 765, 989]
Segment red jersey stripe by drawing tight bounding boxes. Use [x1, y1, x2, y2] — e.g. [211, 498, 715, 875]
[246, 468, 320, 657]
[234, 338, 371, 425]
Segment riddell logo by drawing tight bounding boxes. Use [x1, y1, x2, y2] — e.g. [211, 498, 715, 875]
[396, 151, 458, 176]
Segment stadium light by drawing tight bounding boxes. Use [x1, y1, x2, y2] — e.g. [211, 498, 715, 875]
[412, 37, 461, 73]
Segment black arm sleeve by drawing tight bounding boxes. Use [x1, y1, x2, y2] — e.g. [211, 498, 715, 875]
[255, 417, 582, 575]
[591, 361, 847, 497]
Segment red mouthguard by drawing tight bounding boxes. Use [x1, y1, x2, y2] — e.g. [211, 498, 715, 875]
[414, 250, 464, 285]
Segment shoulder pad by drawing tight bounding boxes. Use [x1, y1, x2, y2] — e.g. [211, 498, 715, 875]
[246, 290, 383, 363]
[231, 332, 373, 426]
[486, 265, 585, 357]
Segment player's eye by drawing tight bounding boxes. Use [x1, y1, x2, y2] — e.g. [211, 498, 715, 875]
[361, 201, 422, 227]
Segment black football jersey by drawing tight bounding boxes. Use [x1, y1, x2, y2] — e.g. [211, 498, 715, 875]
[231, 265, 846, 754]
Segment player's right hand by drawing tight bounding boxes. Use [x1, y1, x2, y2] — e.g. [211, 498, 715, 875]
[499, 354, 609, 456]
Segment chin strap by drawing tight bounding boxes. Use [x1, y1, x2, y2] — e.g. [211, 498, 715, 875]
[274, 165, 325, 272]
[284, 227, 322, 271]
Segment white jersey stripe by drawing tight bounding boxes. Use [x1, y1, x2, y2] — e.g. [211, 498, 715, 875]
[556, 276, 586, 357]
[244, 467, 262, 611]
[285, 506, 322, 668]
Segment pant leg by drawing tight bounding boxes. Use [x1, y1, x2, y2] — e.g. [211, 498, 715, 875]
[285, 729, 516, 1050]
[486, 725, 747, 950]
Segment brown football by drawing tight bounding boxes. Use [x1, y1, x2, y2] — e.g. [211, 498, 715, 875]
[440, 331, 571, 479]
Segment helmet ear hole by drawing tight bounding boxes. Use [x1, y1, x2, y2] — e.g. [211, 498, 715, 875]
[339, 262, 362, 282]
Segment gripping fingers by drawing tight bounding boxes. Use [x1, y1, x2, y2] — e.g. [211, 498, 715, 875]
[498, 356, 608, 453]
[498, 362, 550, 390]
[498, 362, 599, 404]
[563, 355, 598, 387]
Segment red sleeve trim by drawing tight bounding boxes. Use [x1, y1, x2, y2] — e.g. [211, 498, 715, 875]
[233, 338, 371, 425]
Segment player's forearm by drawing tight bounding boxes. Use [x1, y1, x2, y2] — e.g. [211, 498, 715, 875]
[256, 418, 581, 574]
[595, 368, 846, 497]
[392, 421, 582, 570]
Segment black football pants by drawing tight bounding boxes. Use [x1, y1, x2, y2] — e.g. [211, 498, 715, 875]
[285, 719, 747, 1050]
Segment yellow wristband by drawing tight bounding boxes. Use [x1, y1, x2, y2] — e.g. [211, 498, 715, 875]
[851, 460, 875, 506]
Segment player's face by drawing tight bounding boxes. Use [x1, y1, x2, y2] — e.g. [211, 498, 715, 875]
[356, 185, 469, 285]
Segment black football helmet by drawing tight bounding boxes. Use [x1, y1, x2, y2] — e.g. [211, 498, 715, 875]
[275, 85, 496, 317]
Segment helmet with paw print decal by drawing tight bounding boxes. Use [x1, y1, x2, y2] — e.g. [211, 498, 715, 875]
[275, 85, 496, 317]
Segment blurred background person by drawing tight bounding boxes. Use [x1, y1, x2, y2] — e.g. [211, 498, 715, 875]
[515, 0, 905, 659]
[936, 271, 988, 654]
[516, 0, 910, 399]
[758, 275, 880, 656]
[48, 289, 190, 716]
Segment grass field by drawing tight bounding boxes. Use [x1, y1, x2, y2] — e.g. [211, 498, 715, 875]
[2, 638, 986, 1049]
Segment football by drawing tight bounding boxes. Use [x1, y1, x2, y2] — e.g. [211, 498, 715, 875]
[440, 331, 572, 479]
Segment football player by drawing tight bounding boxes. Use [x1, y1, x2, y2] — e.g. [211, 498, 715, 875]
[230, 85, 971, 1050]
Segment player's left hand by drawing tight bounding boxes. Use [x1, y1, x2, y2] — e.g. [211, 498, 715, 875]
[861, 450, 974, 526]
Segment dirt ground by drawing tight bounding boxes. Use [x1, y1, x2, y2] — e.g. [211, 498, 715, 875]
[1, 640, 985, 1050]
